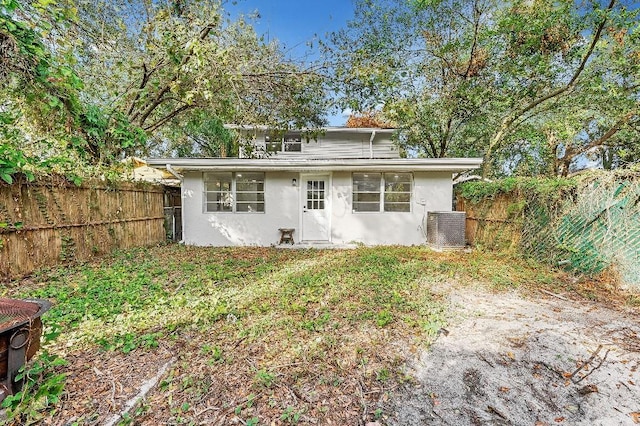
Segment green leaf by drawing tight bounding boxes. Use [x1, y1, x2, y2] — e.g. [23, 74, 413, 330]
[1, 0, 19, 13]
[0, 173, 13, 184]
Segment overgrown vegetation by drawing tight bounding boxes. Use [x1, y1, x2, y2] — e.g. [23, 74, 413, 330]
[3, 0, 639, 184]
[457, 172, 640, 286]
[457, 176, 578, 204]
[1, 244, 588, 424]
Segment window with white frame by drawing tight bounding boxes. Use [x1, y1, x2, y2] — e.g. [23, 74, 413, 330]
[265, 133, 302, 153]
[284, 135, 302, 152]
[204, 172, 265, 213]
[352, 173, 412, 212]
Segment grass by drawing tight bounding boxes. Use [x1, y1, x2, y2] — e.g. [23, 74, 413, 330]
[1, 244, 585, 424]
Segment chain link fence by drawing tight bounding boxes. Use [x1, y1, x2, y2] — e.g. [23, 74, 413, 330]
[459, 171, 640, 289]
[522, 175, 639, 287]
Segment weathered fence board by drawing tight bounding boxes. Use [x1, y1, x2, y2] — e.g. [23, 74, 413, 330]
[0, 177, 165, 279]
[456, 194, 523, 251]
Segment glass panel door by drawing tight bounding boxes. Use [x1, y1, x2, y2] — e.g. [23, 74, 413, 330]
[306, 180, 325, 210]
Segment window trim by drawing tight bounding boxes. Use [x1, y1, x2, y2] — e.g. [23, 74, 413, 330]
[203, 172, 265, 214]
[352, 172, 412, 213]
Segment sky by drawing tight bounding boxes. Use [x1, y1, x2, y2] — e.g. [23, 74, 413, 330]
[225, 0, 356, 125]
[225, 0, 354, 59]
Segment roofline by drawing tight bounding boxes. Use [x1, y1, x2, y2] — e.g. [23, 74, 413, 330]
[146, 157, 483, 173]
[224, 125, 396, 133]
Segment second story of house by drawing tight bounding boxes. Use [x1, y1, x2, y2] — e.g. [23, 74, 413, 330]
[227, 125, 401, 159]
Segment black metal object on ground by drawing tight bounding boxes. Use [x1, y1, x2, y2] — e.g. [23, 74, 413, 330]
[0, 298, 51, 401]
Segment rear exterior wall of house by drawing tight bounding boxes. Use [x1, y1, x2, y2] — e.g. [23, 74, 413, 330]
[180, 171, 453, 246]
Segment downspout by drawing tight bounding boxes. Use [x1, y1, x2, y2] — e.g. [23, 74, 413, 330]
[165, 164, 185, 243]
[369, 130, 376, 159]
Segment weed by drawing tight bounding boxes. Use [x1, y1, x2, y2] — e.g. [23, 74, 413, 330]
[247, 393, 257, 408]
[5, 244, 581, 424]
[376, 368, 390, 382]
[280, 406, 302, 424]
[119, 412, 133, 425]
[202, 344, 224, 363]
[1, 351, 68, 424]
[374, 408, 384, 419]
[254, 368, 275, 388]
[140, 332, 161, 349]
[628, 295, 640, 307]
[376, 310, 393, 327]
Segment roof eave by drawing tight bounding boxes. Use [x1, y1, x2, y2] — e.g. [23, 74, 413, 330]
[146, 158, 483, 173]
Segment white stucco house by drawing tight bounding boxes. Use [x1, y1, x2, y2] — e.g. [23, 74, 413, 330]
[147, 126, 482, 246]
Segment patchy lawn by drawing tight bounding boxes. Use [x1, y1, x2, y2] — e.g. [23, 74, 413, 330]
[2, 245, 638, 425]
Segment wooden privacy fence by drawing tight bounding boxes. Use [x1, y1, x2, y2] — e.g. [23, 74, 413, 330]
[456, 194, 523, 251]
[0, 177, 166, 279]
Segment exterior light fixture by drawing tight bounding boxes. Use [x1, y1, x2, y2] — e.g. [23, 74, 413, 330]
[292, 178, 297, 187]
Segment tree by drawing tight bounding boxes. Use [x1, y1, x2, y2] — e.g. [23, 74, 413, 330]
[326, 0, 499, 159]
[327, 0, 640, 176]
[162, 112, 236, 158]
[480, 0, 633, 176]
[1, 0, 330, 181]
[71, 0, 329, 157]
[0, 0, 91, 181]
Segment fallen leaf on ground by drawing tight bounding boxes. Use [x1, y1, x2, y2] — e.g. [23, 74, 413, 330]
[555, 417, 565, 422]
[630, 412, 640, 424]
[578, 384, 598, 395]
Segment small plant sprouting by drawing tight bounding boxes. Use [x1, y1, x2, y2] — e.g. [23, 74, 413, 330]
[280, 406, 302, 424]
[254, 368, 275, 388]
[376, 368, 390, 382]
[376, 310, 393, 327]
[374, 408, 384, 419]
[202, 344, 224, 363]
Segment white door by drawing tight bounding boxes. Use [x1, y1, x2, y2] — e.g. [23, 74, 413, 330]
[301, 175, 330, 241]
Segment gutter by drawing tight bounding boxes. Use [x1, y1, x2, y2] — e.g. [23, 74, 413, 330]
[147, 158, 484, 173]
[369, 130, 376, 159]
[165, 163, 183, 181]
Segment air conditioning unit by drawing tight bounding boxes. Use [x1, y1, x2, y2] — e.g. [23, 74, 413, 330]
[426, 211, 466, 249]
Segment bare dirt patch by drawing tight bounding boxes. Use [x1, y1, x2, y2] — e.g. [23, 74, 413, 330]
[48, 344, 175, 425]
[386, 286, 640, 425]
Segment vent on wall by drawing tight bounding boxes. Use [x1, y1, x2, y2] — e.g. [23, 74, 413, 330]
[426, 211, 466, 249]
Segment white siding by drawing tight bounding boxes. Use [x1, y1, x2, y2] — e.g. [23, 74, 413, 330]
[181, 170, 453, 246]
[240, 130, 400, 159]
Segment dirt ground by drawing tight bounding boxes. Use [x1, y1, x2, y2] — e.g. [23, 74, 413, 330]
[26, 282, 640, 425]
[386, 283, 640, 425]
